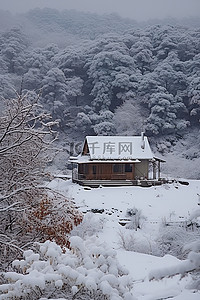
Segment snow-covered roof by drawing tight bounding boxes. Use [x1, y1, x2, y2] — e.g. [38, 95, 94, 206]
[69, 155, 141, 164]
[83, 135, 154, 160]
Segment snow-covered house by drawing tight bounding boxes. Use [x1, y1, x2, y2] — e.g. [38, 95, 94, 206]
[69, 134, 165, 186]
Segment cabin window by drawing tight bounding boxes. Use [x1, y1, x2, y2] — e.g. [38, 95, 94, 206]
[82, 164, 88, 174]
[92, 165, 97, 174]
[113, 164, 123, 173]
[125, 164, 132, 172]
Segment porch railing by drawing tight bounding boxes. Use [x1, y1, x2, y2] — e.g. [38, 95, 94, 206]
[76, 173, 128, 180]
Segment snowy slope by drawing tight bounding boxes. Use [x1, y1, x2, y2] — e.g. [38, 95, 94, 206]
[48, 179, 200, 299]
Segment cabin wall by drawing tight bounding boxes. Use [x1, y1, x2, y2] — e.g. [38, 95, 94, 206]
[78, 163, 135, 180]
[134, 160, 149, 179]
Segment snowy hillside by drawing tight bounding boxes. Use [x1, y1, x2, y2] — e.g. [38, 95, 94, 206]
[45, 178, 200, 300]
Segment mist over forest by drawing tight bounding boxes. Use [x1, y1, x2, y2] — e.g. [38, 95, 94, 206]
[0, 8, 200, 178]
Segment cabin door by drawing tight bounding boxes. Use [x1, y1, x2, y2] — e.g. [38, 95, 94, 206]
[124, 163, 134, 180]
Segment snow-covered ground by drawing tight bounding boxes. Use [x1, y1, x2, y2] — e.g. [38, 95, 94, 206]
[48, 178, 200, 299]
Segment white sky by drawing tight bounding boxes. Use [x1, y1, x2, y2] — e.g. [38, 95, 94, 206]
[0, 0, 200, 21]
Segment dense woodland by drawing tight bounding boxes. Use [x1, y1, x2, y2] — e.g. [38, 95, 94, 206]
[0, 8, 200, 173]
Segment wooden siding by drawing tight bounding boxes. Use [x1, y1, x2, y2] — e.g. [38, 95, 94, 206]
[78, 163, 135, 180]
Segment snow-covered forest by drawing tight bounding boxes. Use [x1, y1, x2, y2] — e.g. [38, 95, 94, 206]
[0, 8, 200, 177]
[0, 7, 200, 299]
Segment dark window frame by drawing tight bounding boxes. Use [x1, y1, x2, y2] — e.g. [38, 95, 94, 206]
[113, 164, 123, 173]
[125, 164, 132, 172]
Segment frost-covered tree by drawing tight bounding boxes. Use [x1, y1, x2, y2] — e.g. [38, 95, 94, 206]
[42, 67, 68, 105]
[112, 72, 140, 105]
[113, 99, 145, 135]
[41, 67, 70, 127]
[23, 68, 42, 91]
[92, 110, 116, 135]
[86, 37, 136, 111]
[0, 56, 8, 74]
[177, 31, 199, 61]
[0, 28, 28, 74]
[154, 60, 187, 96]
[0, 74, 18, 99]
[0, 93, 82, 270]
[65, 76, 84, 106]
[75, 111, 93, 133]
[188, 75, 200, 124]
[24, 44, 58, 75]
[146, 25, 178, 60]
[145, 92, 188, 136]
[130, 36, 153, 74]
[187, 53, 200, 77]
[137, 72, 160, 101]
[53, 46, 86, 80]
[93, 121, 116, 136]
[75, 108, 116, 135]
[22, 44, 59, 91]
[156, 34, 177, 60]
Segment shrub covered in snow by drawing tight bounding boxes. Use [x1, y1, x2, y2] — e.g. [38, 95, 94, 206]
[71, 212, 105, 239]
[149, 209, 200, 290]
[125, 207, 146, 231]
[0, 238, 135, 300]
[156, 223, 200, 259]
[118, 229, 159, 256]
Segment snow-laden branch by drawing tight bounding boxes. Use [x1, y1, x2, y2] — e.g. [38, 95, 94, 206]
[149, 208, 200, 282]
[149, 251, 200, 281]
[0, 185, 54, 202]
[0, 186, 36, 202]
[0, 97, 33, 143]
[0, 202, 22, 212]
[0, 240, 24, 253]
[0, 135, 33, 154]
[4, 127, 57, 138]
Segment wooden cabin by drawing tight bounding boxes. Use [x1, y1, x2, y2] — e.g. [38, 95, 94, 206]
[69, 134, 165, 187]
